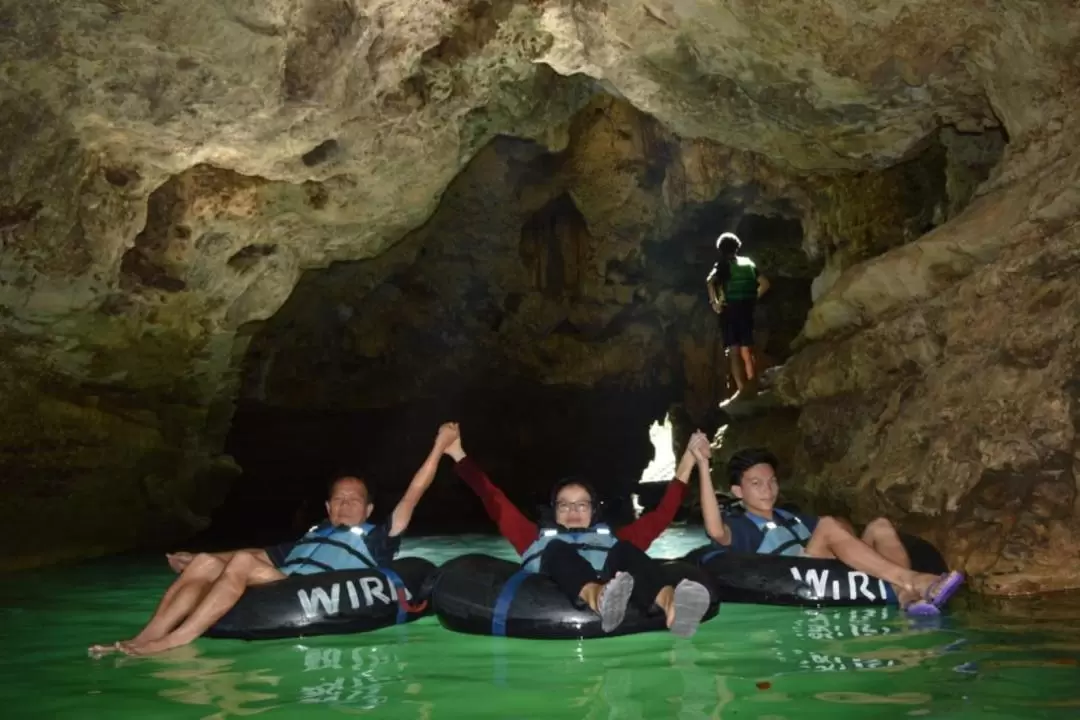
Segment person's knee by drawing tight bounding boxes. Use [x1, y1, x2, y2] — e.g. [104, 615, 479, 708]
[817, 516, 854, 537]
[863, 517, 897, 539]
[187, 553, 224, 577]
[221, 551, 258, 579]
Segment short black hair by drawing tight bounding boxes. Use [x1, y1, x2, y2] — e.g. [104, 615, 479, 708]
[716, 232, 742, 255]
[550, 476, 600, 506]
[727, 448, 779, 487]
[326, 474, 371, 501]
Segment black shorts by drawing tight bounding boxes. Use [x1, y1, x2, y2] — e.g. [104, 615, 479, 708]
[720, 299, 755, 348]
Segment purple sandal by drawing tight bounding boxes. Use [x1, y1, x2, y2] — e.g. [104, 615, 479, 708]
[906, 571, 965, 616]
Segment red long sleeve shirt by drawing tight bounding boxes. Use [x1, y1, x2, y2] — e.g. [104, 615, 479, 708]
[453, 455, 688, 555]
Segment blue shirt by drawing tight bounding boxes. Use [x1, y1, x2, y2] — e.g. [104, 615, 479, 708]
[265, 518, 400, 569]
[724, 511, 819, 553]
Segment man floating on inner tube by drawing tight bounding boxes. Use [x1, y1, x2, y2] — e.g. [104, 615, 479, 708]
[442, 426, 713, 636]
[696, 447, 965, 614]
[88, 423, 459, 657]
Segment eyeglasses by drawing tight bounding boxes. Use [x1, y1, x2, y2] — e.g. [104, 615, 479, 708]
[555, 501, 592, 513]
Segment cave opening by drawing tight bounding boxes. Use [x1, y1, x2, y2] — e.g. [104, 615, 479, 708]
[197, 108, 819, 551]
[645, 190, 815, 369]
[208, 384, 675, 548]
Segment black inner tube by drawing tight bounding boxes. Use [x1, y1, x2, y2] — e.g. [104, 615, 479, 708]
[432, 554, 721, 639]
[683, 533, 948, 607]
[207, 557, 437, 640]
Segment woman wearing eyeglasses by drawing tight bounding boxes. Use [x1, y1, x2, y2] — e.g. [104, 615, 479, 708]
[442, 427, 713, 637]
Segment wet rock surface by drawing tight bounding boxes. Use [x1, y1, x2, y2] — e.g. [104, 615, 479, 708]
[1, 0, 1078, 592]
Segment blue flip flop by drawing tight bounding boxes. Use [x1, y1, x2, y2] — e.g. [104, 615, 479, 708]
[906, 571, 965, 616]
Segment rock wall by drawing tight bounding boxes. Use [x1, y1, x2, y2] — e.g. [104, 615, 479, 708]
[0, 0, 592, 567]
[225, 95, 816, 532]
[769, 147, 1080, 595]
[1, 0, 1078, 590]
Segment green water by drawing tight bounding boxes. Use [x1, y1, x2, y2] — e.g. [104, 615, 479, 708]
[2, 529, 1078, 719]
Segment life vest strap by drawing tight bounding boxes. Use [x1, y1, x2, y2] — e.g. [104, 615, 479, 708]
[761, 514, 811, 555]
[767, 537, 808, 556]
[521, 540, 614, 571]
[280, 557, 337, 573]
[289, 535, 378, 569]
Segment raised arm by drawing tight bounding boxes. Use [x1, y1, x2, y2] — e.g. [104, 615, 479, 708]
[694, 437, 730, 546]
[389, 422, 459, 537]
[617, 431, 712, 550]
[444, 431, 538, 555]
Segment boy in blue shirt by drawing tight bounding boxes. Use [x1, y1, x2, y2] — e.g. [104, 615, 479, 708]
[696, 446, 964, 614]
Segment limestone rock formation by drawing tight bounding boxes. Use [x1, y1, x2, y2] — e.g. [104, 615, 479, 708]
[0, 0, 592, 566]
[772, 149, 1080, 595]
[0, 0, 1078, 595]
[225, 94, 814, 535]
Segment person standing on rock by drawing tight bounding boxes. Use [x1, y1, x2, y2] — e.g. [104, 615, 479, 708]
[695, 447, 965, 615]
[442, 426, 714, 636]
[706, 232, 769, 398]
[88, 423, 459, 658]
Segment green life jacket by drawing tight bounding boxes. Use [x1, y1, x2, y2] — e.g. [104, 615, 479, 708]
[723, 256, 758, 301]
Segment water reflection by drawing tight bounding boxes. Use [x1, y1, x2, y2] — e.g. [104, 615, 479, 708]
[294, 644, 402, 708]
[143, 640, 415, 717]
[97, 586, 1080, 719]
[145, 646, 282, 718]
[757, 606, 967, 675]
[144, 633, 750, 719]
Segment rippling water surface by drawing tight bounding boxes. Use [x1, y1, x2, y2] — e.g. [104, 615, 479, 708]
[2, 528, 1078, 719]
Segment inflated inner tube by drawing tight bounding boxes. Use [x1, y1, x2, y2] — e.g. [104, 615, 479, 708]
[206, 557, 437, 640]
[431, 554, 720, 639]
[683, 533, 947, 607]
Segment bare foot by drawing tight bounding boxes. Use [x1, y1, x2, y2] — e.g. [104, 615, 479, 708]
[124, 626, 166, 647]
[116, 639, 144, 654]
[88, 642, 123, 659]
[894, 571, 946, 604]
[911, 572, 946, 597]
[892, 585, 921, 609]
[118, 636, 184, 656]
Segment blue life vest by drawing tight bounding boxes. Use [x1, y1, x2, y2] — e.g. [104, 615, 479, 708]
[520, 524, 617, 574]
[281, 522, 379, 576]
[741, 508, 813, 556]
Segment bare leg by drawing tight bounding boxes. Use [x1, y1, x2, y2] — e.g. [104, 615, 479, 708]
[123, 551, 285, 656]
[128, 554, 225, 644]
[728, 349, 745, 394]
[739, 345, 755, 381]
[88, 553, 225, 657]
[121, 578, 214, 649]
[804, 517, 942, 600]
[861, 518, 919, 606]
[655, 585, 676, 625]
